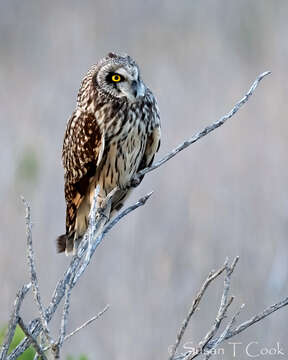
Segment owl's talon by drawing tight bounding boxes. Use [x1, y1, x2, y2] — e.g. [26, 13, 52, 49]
[98, 209, 110, 221]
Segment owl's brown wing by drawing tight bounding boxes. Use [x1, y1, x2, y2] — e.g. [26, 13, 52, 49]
[139, 125, 161, 172]
[62, 110, 104, 237]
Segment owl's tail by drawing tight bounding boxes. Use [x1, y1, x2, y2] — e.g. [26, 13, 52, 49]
[56, 234, 74, 254]
[56, 234, 67, 253]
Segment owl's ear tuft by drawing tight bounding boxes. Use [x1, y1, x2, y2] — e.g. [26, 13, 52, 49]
[107, 52, 118, 59]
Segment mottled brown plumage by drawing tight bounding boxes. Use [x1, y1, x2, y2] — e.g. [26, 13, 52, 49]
[57, 53, 161, 254]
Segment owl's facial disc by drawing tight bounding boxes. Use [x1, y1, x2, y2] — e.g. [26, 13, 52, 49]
[113, 67, 145, 101]
[98, 63, 145, 101]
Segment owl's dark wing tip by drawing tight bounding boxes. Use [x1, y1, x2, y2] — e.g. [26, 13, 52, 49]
[56, 234, 67, 253]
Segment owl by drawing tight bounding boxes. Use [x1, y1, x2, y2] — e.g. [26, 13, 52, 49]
[57, 52, 161, 254]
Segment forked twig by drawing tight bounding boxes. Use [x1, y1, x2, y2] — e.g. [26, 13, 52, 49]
[187, 258, 239, 359]
[204, 303, 245, 360]
[21, 198, 53, 345]
[7, 192, 152, 359]
[170, 258, 288, 360]
[168, 263, 227, 360]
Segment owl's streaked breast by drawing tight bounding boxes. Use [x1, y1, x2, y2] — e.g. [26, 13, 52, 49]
[95, 103, 149, 192]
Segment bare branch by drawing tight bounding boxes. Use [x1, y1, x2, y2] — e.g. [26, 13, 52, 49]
[43, 305, 109, 354]
[133, 71, 271, 183]
[188, 258, 239, 359]
[194, 297, 234, 357]
[220, 296, 288, 341]
[56, 281, 72, 353]
[72, 186, 116, 285]
[204, 304, 245, 360]
[168, 262, 227, 360]
[84, 185, 102, 260]
[18, 317, 48, 360]
[0, 283, 31, 360]
[170, 258, 288, 360]
[72, 191, 153, 286]
[64, 305, 109, 343]
[7, 192, 152, 359]
[21, 197, 53, 345]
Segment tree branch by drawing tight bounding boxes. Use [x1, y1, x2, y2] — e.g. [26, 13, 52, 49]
[130, 71, 271, 185]
[216, 296, 288, 342]
[43, 304, 109, 353]
[21, 197, 53, 345]
[18, 317, 48, 360]
[7, 192, 152, 359]
[169, 258, 288, 360]
[168, 263, 227, 360]
[0, 284, 31, 360]
[56, 281, 73, 355]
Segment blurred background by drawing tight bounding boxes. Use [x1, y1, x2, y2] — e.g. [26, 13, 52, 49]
[0, 1, 288, 359]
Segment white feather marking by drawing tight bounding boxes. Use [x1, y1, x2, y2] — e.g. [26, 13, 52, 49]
[97, 134, 105, 166]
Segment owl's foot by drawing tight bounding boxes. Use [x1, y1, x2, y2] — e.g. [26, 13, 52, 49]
[72, 235, 82, 256]
[97, 209, 110, 221]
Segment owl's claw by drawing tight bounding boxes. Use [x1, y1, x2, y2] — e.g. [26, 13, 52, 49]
[98, 210, 109, 221]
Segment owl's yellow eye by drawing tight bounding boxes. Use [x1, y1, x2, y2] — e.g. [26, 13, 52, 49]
[111, 74, 122, 82]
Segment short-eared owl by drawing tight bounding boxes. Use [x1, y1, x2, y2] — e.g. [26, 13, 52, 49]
[57, 53, 161, 254]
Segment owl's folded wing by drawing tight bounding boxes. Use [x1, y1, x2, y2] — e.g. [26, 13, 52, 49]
[62, 110, 103, 235]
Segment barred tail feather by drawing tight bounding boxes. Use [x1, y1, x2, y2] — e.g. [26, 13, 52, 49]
[56, 233, 75, 254]
[56, 234, 67, 253]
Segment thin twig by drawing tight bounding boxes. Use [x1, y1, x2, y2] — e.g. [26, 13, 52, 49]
[203, 297, 288, 358]
[224, 296, 288, 340]
[64, 305, 109, 342]
[193, 297, 234, 358]
[102, 191, 153, 236]
[21, 197, 53, 345]
[168, 263, 227, 360]
[204, 297, 288, 351]
[187, 258, 239, 359]
[204, 303, 245, 360]
[18, 317, 48, 360]
[56, 281, 73, 356]
[0, 283, 31, 360]
[220, 257, 239, 314]
[43, 305, 109, 353]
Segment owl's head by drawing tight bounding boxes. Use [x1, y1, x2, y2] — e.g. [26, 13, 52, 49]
[92, 53, 146, 102]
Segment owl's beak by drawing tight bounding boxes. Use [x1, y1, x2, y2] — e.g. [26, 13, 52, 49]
[131, 80, 145, 99]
